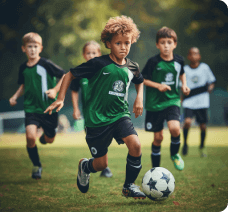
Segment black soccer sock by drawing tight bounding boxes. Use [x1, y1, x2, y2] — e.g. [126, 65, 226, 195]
[170, 135, 180, 156]
[183, 128, 189, 146]
[83, 158, 97, 174]
[151, 144, 161, 167]
[124, 154, 142, 188]
[200, 130, 206, 149]
[27, 145, 41, 167]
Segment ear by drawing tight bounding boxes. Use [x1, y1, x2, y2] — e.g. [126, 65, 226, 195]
[106, 41, 111, 49]
[21, 45, 26, 52]
[173, 42, 177, 49]
[39, 45, 43, 53]
[155, 43, 159, 49]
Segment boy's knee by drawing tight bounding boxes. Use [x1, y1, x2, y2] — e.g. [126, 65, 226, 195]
[184, 119, 191, 128]
[154, 134, 163, 145]
[26, 135, 36, 147]
[170, 127, 180, 137]
[45, 135, 55, 143]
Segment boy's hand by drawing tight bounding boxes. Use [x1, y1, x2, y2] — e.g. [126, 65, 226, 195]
[9, 97, 17, 106]
[44, 99, 64, 115]
[73, 109, 81, 120]
[182, 85, 191, 96]
[158, 84, 171, 92]
[133, 97, 143, 118]
[46, 89, 57, 99]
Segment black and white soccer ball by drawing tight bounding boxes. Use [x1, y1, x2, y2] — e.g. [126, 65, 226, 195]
[142, 167, 175, 201]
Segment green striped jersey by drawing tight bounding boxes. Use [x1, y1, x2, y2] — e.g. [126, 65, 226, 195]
[142, 54, 185, 111]
[70, 55, 144, 127]
[18, 58, 65, 113]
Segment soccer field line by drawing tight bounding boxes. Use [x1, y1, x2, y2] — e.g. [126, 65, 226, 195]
[0, 128, 227, 148]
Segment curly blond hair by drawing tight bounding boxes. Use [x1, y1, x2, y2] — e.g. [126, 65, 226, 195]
[101, 16, 140, 48]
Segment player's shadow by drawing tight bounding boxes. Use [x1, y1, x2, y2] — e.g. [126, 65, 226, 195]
[113, 200, 165, 206]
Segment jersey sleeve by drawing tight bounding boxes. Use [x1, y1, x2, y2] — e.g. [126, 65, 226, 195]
[46, 59, 65, 78]
[17, 63, 26, 84]
[128, 60, 144, 84]
[205, 64, 216, 84]
[141, 57, 157, 80]
[70, 78, 80, 91]
[70, 58, 101, 79]
[179, 56, 185, 75]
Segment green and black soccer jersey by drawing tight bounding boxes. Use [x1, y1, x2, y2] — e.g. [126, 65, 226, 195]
[142, 54, 185, 112]
[70, 55, 144, 128]
[18, 58, 65, 114]
[70, 78, 88, 114]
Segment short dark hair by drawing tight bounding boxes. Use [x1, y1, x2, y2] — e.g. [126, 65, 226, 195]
[156, 27, 177, 43]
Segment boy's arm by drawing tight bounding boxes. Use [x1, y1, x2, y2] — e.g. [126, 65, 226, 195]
[45, 74, 66, 99]
[44, 72, 74, 115]
[208, 83, 215, 93]
[144, 79, 171, 92]
[9, 84, 24, 106]
[71, 90, 81, 120]
[133, 83, 144, 118]
[179, 73, 190, 96]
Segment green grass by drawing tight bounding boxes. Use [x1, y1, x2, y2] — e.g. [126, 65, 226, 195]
[0, 128, 228, 212]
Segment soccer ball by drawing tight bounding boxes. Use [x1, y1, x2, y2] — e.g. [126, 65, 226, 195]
[142, 167, 175, 201]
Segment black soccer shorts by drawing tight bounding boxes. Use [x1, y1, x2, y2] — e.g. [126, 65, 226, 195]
[25, 112, 58, 138]
[184, 108, 208, 124]
[145, 106, 180, 132]
[85, 117, 137, 158]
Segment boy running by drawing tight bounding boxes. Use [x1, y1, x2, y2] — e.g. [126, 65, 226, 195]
[182, 47, 216, 157]
[70, 40, 113, 178]
[9, 32, 65, 179]
[45, 16, 146, 199]
[142, 27, 190, 171]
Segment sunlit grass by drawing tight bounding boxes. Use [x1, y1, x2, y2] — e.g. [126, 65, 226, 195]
[0, 127, 227, 211]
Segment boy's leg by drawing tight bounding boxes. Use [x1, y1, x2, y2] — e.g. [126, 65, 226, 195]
[26, 125, 42, 179]
[151, 131, 163, 167]
[122, 134, 146, 199]
[182, 108, 193, 156]
[196, 109, 208, 157]
[39, 113, 58, 144]
[199, 123, 206, 149]
[168, 120, 184, 171]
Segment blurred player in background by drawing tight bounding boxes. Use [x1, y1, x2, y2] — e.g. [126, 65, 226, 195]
[45, 16, 146, 199]
[70, 40, 113, 178]
[9, 32, 65, 179]
[142, 27, 190, 171]
[182, 47, 216, 157]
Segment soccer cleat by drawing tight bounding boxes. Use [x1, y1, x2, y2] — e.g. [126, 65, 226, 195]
[77, 158, 90, 193]
[39, 134, 47, 145]
[122, 183, 146, 199]
[100, 167, 113, 178]
[171, 153, 184, 171]
[32, 166, 42, 179]
[199, 148, 207, 157]
[182, 144, 188, 156]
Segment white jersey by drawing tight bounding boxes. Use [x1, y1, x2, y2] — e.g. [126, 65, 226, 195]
[182, 63, 216, 109]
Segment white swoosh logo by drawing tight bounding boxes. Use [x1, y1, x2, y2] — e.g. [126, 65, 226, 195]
[103, 72, 110, 75]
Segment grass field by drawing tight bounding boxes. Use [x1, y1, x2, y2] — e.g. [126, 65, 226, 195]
[0, 127, 228, 212]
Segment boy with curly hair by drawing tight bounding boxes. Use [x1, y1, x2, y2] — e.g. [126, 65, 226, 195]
[45, 16, 146, 199]
[9, 32, 65, 179]
[142, 27, 190, 171]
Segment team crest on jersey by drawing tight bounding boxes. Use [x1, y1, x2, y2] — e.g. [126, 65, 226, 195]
[165, 73, 174, 82]
[109, 80, 125, 97]
[161, 73, 175, 85]
[113, 80, 125, 92]
[191, 76, 198, 84]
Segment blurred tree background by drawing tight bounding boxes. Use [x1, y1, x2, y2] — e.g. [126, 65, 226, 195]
[0, 0, 228, 127]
